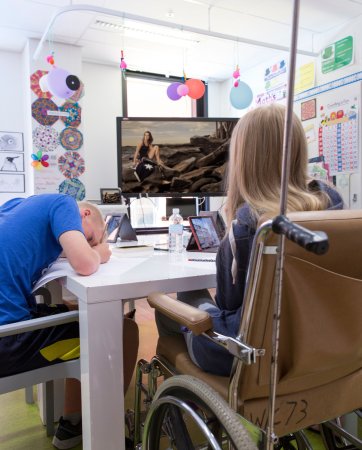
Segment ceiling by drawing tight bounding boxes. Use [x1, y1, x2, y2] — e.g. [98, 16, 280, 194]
[0, 0, 361, 81]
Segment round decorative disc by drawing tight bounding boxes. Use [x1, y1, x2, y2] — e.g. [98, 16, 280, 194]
[60, 102, 81, 128]
[59, 127, 83, 151]
[31, 98, 59, 126]
[33, 125, 59, 152]
[58, 178, 86, 200]
[58, 151, 85, 179]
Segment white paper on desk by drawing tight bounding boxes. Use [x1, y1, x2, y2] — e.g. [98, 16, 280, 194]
[32, 255, 149, 293]
[93, 255, 149, 275]
[32, 258, 76, 292]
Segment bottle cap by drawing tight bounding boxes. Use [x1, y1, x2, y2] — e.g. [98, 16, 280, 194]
[172, 208, 180, 214]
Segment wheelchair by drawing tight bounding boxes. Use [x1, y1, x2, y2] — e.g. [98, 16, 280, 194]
[128, 209, 362, 449]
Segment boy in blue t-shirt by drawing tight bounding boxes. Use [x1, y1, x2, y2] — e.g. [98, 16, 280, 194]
[0, 194, 111, 449]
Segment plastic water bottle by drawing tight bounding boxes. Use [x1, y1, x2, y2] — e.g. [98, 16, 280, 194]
[168, 208, 183, 253]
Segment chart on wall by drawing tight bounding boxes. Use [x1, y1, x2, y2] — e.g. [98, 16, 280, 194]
[295, 73, 361, 176]
[318, 98, 358, 175]
[29, 66, 86, 200]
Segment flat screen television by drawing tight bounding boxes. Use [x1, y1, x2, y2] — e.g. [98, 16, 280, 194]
[117, 117, 238, 197]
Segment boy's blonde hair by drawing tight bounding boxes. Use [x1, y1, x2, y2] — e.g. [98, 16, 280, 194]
[225, 104, 329, 225]
[77, 201, 105, 228]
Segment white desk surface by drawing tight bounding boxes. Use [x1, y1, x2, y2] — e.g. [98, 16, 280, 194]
[63, 248, 216, 450]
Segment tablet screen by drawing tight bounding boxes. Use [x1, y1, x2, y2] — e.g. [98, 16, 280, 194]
[188, 216, 220, 250]
[104, 215, 123, 243]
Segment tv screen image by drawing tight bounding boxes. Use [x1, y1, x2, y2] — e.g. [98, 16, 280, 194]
[117, 118, 238, 197]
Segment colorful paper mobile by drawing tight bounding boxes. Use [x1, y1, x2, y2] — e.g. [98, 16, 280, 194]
[167, 73, 205, 101]
[232, 65, 240, 87]
[229, 81, 253, 109]
[60, 102, 82, 128]
[31, 98, 59, 126]
[30, 69, 52, 99]
[31, 150, 49, 170]
[38, 53, 81, 100]
[33, 125, 59, 152]
[58, 151, 85, 179]
[69, 80, 85, 103]
[59, 127, 83, 151]
[58, 178, 86, 200]
[120, 50, 127, 79]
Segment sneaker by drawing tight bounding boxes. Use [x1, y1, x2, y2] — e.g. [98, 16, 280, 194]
[52, 416, 82, 449]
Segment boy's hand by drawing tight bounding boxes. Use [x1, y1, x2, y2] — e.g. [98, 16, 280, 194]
[93, 242, 112, 263]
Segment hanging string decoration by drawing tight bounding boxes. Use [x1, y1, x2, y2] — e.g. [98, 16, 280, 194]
[120, 50, 127, 79]
[38, 52, 82, 100]
[31, 150, 49, 170]
[229, 65, 253, 109]
[233, 65, 240, 87]
[167, 71, 205, 101]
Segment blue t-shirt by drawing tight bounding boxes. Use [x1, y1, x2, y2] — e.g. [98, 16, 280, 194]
[0, 194, 84, 325]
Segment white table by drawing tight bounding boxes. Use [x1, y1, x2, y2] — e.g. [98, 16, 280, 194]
[63, 248, 216, 450]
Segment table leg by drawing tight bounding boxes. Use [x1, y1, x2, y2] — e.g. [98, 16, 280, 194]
[79, 298, 125, 450]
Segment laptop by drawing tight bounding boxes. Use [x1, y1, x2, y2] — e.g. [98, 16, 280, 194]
[186, 215, 221, 253]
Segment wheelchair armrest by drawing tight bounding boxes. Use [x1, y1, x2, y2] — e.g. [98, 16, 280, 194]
[0, 311, 79, 338]
[147, 292, 213, 336]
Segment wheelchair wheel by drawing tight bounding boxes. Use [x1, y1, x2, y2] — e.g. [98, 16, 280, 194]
[142, 375, 257, 450]
[320, 413, 362, 450]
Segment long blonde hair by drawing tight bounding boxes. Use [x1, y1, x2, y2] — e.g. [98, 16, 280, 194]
[225, 104, 329, 225]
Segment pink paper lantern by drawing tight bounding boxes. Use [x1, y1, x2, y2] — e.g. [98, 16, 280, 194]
[177, 84, 189, 96]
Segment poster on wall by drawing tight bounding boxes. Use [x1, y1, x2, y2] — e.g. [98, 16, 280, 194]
[0, 173, 25, 193]
[318, 97, 359, 175]
[255, 59, 287, 106]
[294, 61, 315, 94]
[301, 99, 316, 121]
[0, 131, 24, 152]
[321, 36, 353, 74]
[0, 153, 25, 172]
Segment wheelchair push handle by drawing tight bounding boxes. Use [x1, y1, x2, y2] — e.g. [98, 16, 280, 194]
[272, 215, 329, 255]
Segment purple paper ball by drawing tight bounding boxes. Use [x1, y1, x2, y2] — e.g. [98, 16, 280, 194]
[167, 82, 182, 101]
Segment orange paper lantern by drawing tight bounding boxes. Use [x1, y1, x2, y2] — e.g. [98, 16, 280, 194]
[185, 79, 205, 100]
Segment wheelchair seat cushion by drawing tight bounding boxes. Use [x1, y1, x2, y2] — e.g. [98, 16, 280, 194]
[157, 335, 229, 399]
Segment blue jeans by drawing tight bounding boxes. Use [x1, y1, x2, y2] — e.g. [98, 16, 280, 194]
[154, 289, 219, 368]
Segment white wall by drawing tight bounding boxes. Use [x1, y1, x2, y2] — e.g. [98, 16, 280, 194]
[0, 50, 26, 204]
[1, 15, 361, 208]
[82, 62, 123, 201]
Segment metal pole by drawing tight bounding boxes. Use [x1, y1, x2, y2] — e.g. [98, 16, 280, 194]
[266, 0, 300, 448]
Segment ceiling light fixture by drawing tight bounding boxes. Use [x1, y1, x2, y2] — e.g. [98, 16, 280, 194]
[94, 19, 200, 44]
[182, 0, 207, 5]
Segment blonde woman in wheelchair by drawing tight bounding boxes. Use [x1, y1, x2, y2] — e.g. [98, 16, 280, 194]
[155, 103, 343, 377]
[132, 103, 354, 450]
